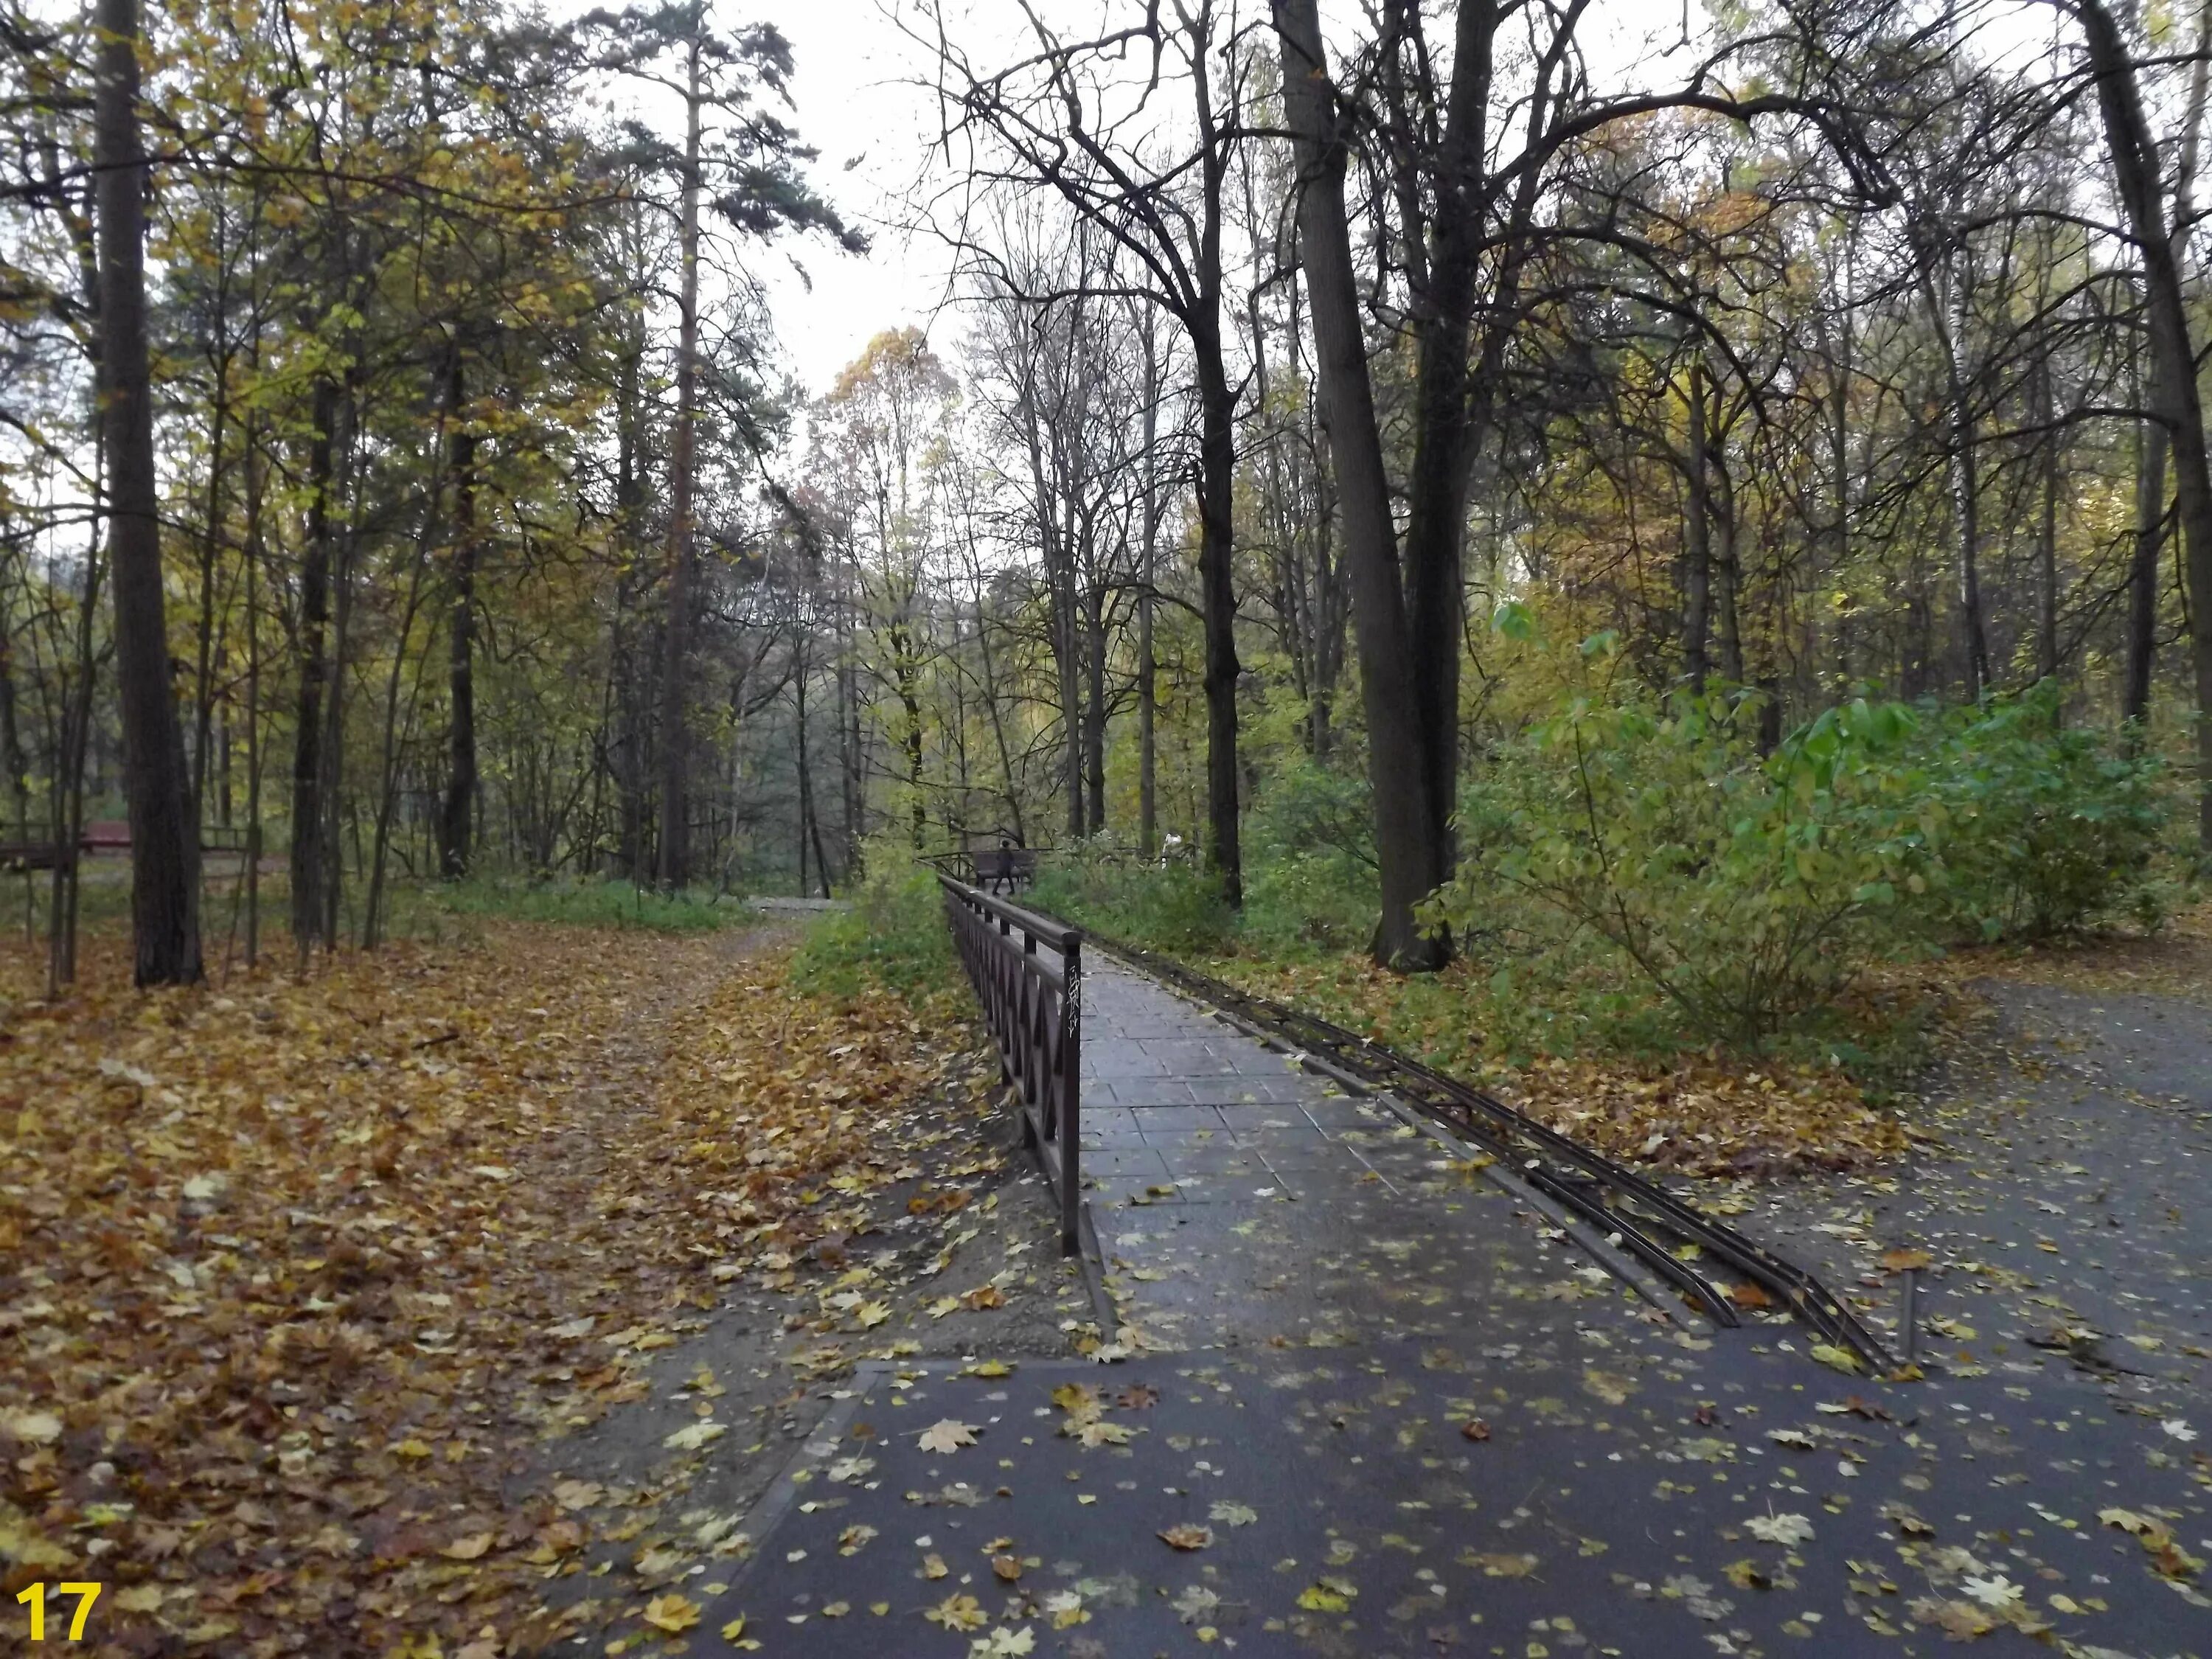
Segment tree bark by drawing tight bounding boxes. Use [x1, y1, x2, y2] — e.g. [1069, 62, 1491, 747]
[2079, 0, 2212, 844]
[1192, 323, 1242, 905]
[439, 349, 478, 879]
[1682, 358, 1712, 689]
[2121, 0, 2208, 728]
[656, 33, 703, 889]
[291, 376, 337, 951]
[1084, 582, 1107, 832]
[96, 0, 202, 985]
[1275, 0, 1446, 967]
[1138, 321, 1159, 858]
[1943, 238, 1991, 699]
[2127, 389, 2167, 726]
[2037, 355, 2060, 683]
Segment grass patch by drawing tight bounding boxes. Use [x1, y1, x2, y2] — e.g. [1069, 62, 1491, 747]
[388, 876, 745, 936]
[790, 862, 960, 1007]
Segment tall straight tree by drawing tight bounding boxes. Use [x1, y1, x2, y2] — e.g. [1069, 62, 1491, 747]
[94, 0, 201, 984]
[933, 1, 1251, 902]
[1271, 0, 1886, 967]
[584, 1, 860, 888]
[658, 24, 703, 889]
[2073, 0, 2212, 844]
[1273, 0, 1443, 968]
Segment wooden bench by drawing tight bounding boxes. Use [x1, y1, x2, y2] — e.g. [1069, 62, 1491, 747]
[0, 821, 251, 872]
[971, 844, 1037, 894]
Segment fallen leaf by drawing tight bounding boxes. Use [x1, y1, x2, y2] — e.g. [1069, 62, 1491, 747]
[919, 1419, 978, 1454]
[1745, 1513, 1815, 1546]
[642, 1593, 700, 1632]
[925, 1593, 987, 1631]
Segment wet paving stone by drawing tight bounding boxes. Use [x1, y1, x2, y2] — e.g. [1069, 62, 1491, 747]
[703, 963, 2211, 1657]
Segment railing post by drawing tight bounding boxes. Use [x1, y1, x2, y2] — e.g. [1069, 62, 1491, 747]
[1060, 930, 1081, 1256]
[933, 872, 1085, 1260]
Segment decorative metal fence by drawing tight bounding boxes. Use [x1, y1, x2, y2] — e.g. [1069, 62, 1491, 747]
[937, 873, 1081, 1254]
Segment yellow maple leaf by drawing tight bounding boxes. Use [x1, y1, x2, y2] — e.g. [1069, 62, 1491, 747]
[642, 1593, 700, 1632]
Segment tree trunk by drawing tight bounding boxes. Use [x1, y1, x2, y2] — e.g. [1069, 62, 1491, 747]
[243, 422, 265, 968]
[656, 35, 703, 890]
[1275, 0, 1446, 967]
[439, 349, 478, 878]
[1714, 435, 1745, 687]
[2121, 0, 2208, 729]
[1944, 240, 1991, 699]
[1192, 324, 1242, 905]
[1682, 358, 1712, 689]
[2128, 394, 2167, 726]
[96, 0, 202, 986]
[1085, 583, 1107, 833]
[291, 375, 338, 951]
[2081, 0, 2212, 845]
[1138, 323, 1159, 858]
[2037, 355, 2060, 684]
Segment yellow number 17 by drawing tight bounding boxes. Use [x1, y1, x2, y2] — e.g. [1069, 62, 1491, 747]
[15, 1582, 103, 1641]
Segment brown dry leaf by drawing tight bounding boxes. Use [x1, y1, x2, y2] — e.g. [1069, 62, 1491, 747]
[1158, 1523, 1213, 1551]
[1461, 1419, 1491, 1441]
[1205, 954, 1911, 1174]
[918, 1419, 979, 1454]
[0, 925, 970, 1654]
[1910, 1597, 1995, 1640]
[925, 1593, 987, 1631]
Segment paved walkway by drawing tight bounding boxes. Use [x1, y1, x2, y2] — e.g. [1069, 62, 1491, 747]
[703, 961, 2210, 1658]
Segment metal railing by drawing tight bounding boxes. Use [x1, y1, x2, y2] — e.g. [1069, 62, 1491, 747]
[937, 873, 1081, 1254]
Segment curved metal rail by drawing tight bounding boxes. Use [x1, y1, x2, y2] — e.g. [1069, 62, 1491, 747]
[1090, 932, 1897, 1373]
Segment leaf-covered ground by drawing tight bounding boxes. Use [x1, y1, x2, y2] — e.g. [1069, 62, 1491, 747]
[1192, 953, 1918, 1178]
[0, 922, 1083, 1657]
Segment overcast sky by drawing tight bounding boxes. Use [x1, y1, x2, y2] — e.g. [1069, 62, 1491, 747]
[745, 0, 964, 397]
[684, 0, 2070, 401]
[735, 0, 1714, 398]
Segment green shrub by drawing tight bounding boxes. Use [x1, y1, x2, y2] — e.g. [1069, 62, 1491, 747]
[1435, 667, 2170, 1049]
[1027, 842, 1235, 956]
[790, 860, 955, 1004]
[1913, 681, 2167, 941]
[1239, 762, 1380, 950]
[1436, 682, 1938, 1046]
[403, 876, 742, 935]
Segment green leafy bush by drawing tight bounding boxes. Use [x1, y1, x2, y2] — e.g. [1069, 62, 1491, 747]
[409, 876, 741, 935]
[1239, 762, 1379, 950]
[1912, 681, 2168, 941]
[1026, 841, 1234, 956]
[790, 859, 955, 1004]
[1439, 684, 1938, 1046]
[1435, 669, 2169, 1048]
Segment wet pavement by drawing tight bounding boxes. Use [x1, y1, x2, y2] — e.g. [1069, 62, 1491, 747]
[700, 963, 2211, 1658]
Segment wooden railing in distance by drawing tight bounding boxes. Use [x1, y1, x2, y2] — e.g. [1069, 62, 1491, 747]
[937, 873, 1081, 1254]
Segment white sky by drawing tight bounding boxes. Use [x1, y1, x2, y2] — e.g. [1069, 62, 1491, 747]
[748, 0, 957, 396]
[635, 0, 2083, 400]
[737, 0, 1734, 397]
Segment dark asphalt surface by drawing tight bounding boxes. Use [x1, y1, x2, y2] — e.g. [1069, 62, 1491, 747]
[700, 964, 2211, 1658]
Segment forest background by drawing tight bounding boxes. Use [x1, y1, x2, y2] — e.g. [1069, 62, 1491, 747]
[4, 0, 2210, 1070]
